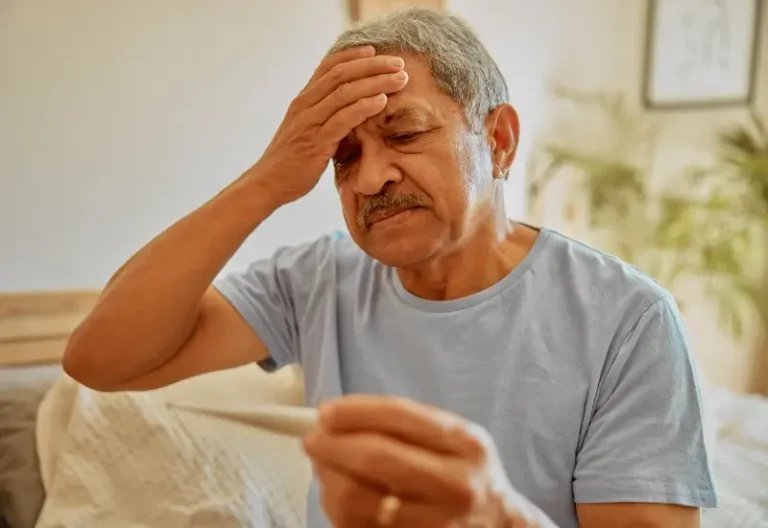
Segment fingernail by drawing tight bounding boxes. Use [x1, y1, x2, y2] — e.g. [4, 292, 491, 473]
[387, 57, 404, 68]
[369, 93, 388, 107]
[392, 71, 408, 82]
[360, 46, 375, 56]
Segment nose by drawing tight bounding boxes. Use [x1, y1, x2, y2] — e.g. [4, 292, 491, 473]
[353, 150, 403, 196]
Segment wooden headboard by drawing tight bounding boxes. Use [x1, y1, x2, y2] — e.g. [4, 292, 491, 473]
[0, 290, 100, 367]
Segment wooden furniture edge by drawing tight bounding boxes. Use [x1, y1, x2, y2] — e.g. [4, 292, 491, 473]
[0, 290, 100, 367]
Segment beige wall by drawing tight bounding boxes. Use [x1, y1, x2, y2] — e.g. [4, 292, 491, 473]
[0, 0, 564, 293]
[534, 0, 768, 393]
[0, 0, 353, 290]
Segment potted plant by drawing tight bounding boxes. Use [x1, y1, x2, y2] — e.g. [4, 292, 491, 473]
[527, 88, 767, 340]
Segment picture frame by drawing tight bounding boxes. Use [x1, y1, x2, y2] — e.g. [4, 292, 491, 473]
[642, 0, 763, 110]
[349, 0, 444, 22]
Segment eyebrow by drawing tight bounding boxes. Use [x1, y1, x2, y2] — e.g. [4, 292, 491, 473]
[378, 107, 431, 128]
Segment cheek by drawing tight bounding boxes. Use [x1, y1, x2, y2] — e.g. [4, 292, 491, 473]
[338, 186, 360, 226]
[402, 144, 476, 220]
[455, 134, 493, 205]
[404, 156, 459, 210]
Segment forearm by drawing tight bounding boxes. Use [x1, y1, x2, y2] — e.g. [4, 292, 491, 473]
[64, 168, 280, 385]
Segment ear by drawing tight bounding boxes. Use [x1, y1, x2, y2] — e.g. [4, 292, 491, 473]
[485, 104, 519, 180]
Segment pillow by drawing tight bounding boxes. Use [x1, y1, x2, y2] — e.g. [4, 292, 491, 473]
[35, 372, 80, 492]
[0, 367, 61, 528]
[35, 365, 311, 528]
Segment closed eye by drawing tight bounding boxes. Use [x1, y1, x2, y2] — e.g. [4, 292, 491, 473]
[333, 153, 358, 167]
[388, 132, 422, 143]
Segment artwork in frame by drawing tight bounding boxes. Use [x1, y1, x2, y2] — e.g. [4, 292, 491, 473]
[349, 0, 444, 22]
[642, 0, 762, 109]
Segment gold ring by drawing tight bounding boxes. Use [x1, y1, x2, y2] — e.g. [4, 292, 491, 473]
[376, 494, 401, 526]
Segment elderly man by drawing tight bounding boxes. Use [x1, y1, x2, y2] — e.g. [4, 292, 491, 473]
[64, 8, 716, 528]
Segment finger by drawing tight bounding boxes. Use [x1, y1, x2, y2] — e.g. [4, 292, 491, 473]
[301, 55, 405, 108]
[319, 395, 484, 457]
[508, 509, 539, 528]
[318, 93, 388, 144]
[314, 465, 381, 527]
[315, 464, 459, 528]
[305, 45, 375, 88]
[303, 430, 474, 513]
[309, 71, 408, 124]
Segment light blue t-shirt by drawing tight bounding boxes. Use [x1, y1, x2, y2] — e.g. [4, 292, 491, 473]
[214, 227, 717, 528]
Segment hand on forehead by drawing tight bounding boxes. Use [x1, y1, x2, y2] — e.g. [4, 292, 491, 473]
[346, 103, 436, 140]
[353, 52, 447, 132]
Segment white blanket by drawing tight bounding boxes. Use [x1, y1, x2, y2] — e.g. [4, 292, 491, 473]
[701, 388, 768, 527]
[35, 366, 311, 528]
[34, 369, 768, 527]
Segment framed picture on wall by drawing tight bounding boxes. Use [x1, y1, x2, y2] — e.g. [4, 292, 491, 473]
[642, 0, 763, 109]
[349, 0, 444, 22]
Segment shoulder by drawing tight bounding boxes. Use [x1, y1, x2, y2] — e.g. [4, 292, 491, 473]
[216, 230, 368, 295]
[548, 231, 673, 310]
[257, 230, 372, 293]
[539, 228, 674, 324]
[261, 230, 366, 272]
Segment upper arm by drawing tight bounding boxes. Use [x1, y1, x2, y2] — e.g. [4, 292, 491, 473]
[576, 502, 700, 528]
[114, 287, 268, 391]
[572, 296, 717, 510]
[117, 235, 335, 390]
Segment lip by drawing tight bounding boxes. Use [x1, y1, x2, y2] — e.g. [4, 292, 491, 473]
[367, 206, 421, 228]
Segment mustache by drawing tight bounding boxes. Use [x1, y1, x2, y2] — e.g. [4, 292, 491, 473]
[357, 192, 427, 229]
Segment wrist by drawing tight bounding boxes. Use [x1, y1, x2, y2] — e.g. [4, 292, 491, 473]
[234, 163, 289, 214]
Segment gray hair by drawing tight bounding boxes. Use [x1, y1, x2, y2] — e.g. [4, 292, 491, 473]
[329, 8, 509, 131]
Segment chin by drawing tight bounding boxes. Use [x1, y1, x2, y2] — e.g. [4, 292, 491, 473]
[353, 227, 447, 268]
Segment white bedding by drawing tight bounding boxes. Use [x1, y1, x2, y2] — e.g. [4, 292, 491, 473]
[34, 366, 311, 528]
[701, 388, 768, 527]
[33, 370, 768, 527]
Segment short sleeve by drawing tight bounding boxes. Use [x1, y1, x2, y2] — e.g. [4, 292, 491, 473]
[573, 296, 718, 508]
[213, 236, 337, 372]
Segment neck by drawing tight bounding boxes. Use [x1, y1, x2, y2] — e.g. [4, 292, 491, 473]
[396, 192, 538, 301]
